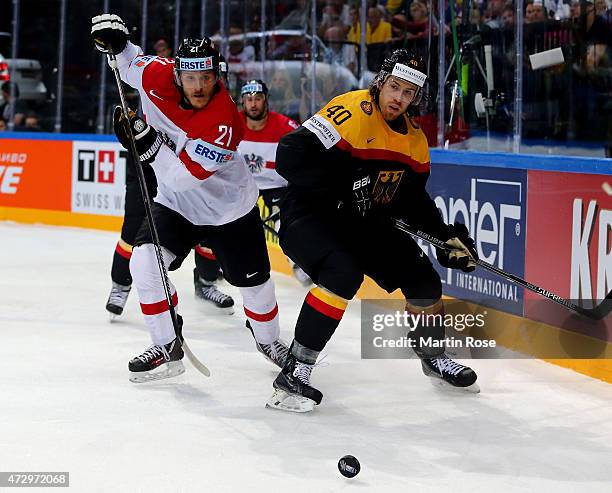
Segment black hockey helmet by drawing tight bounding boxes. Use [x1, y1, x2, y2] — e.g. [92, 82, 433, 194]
[369, 49, 427, 107]
[174, 38, 220, 86]
[240, 79, 269, 98]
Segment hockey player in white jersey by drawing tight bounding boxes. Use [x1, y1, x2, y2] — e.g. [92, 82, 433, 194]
[91, 14, 288, 382]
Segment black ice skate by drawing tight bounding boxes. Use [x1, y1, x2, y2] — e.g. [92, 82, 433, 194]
[128, 337, 185, 383]
[266, 351, 323, 413]
[421, 354, 480, 393]
[246, 321, 289, 368]
[106, 281, 131, 318]
[194, 269, 234, 314]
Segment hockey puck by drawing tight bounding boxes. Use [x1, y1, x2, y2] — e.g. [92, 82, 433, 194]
[338, 455, 360, 478]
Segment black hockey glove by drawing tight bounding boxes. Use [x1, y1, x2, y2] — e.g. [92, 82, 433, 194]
[91, 14, 129, 54]
[436, 223, 478, 272]
[350, 169, 372, 217]
[113, 106, 164, 165]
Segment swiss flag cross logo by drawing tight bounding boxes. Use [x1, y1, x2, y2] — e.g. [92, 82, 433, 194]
[97, 150, 115, 183]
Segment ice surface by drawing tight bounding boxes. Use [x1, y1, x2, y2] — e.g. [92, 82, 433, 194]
[2, 223, 612, 492]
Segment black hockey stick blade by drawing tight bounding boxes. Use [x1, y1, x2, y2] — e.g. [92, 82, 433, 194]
[394, 219, 611, 321]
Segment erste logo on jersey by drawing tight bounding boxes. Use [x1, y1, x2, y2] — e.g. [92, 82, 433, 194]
[193, 141, 233, 164]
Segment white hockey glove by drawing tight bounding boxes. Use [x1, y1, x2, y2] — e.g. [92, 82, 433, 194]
[91, 14, 129, 54]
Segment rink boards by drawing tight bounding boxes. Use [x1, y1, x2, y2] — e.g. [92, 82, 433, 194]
[1, 132, 611, 383]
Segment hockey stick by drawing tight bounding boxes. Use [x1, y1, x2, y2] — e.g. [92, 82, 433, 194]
[394, 219, 612, 321]
[261, 209, 280, 224]
[107, 52, 210, 377]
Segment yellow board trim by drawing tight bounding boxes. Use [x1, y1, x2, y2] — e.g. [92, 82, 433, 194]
[3, 205, 611, 384]
[0, 207, 123, 232]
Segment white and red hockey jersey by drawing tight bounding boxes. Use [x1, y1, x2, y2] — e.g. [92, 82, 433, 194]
[237, 111, 299, 190]
[113, 42, 258, 225]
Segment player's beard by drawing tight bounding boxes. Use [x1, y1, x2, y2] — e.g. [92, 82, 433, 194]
[247, 107, 267, 121]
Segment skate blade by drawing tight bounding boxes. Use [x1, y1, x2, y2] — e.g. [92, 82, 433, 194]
[427, 377, 481, 394]
[129, 361, 185, 383]
[196, 299, 235, 315]
[265, 388, 316, 413]
[256, 346, 287, 370]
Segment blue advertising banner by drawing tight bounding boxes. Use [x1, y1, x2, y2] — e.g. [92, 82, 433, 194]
[424, 164, 528, 316]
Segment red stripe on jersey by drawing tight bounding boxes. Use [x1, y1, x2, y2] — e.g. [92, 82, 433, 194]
[336, 139, 430, 173]
[115, 242, 132, 259]
[305, 292, 346, 320]
[179, 149, 215, 180]
[195, 245, 216, 260]
[244, 304, 279, 322]
[140, 292, 178, 315]
[264, 161, 276, 169]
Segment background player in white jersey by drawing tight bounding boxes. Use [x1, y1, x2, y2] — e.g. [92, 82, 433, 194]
[237, 80, 311, 285]
[91, 14, 288, 382]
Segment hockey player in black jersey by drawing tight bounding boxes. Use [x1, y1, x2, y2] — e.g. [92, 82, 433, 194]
[267, 50, 480, 412]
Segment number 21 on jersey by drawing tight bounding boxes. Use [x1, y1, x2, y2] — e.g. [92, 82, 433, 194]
[214, 125, 233, 147]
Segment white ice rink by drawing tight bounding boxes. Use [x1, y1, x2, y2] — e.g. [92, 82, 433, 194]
[2, 222, 612, 493]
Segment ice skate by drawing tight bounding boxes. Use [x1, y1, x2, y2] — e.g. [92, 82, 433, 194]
[129, 338, 185, 383]
[421, 354, 480, 393]
[292, 264, 313, 287]
[246, 321, 289, 368]
[266, 351, 322, 413]
[106, 281, 131, 318]
[194, 269, 234, 314]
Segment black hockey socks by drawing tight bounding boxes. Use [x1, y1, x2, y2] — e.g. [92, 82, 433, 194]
[405, 299, 446, 358]
[294, 286, 349, 352]
[111, 239, 132, 286]
[194, 244, 221, 282]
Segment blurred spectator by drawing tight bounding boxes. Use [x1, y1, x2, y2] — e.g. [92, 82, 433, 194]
[407, 0, 430, 38]
[347, 5, 361, 44]
[594, 0, 610, 16]
[270, 35, 308, 60]
[268, 66, 298, 118]
[502, 5, 515, 28]
[153, 38, 172, 57]
[570, 0, 582, 19]
[324, 26, 358, 74]
[367, 6, 393, 42]
[0, 81, 26, 128]
[484, 0, 505, 28]
[276, 0, 309, 29]
[544, 0, 571, 19]
[348, 5, 393, 43]
[0, 118, 6, 131]
[318, 1, 347, 38]
[228, 27, 255, 64]
[390, 13, 409, 48]
[525, 0, 548, 23]
[582, 0, 611, 43]
[385, 0, 406, 15]
[470, 5, 484, 26]
[21, 113, 42, 132]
